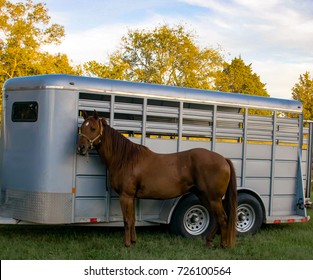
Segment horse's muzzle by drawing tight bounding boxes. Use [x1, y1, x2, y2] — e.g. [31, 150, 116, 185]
[77, 144, 88, 156]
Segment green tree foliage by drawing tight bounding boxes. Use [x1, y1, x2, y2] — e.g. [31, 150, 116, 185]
[0, 0, 80, 80]
[84, 24, 224, 89]
[0, 0, 80, 123]
[214, 57, 269, 97]
[291, 72, 313, 120]
[84, 54, 129, 81]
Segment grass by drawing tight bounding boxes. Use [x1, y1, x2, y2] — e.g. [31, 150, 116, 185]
[1, 209, 313, 260]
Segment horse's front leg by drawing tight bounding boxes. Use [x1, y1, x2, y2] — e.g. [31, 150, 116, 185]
[119, 194, 136, 247]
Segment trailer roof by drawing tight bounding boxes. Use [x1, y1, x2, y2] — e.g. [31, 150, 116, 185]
[3, 74, 302, 113]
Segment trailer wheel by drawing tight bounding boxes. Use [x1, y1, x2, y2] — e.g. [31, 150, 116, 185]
[169, 196, 212, 238]
[237, 193, 263, 235]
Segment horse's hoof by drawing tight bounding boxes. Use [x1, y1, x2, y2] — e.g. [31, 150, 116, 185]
[206, 241, 215, 249]
[220, 243, 229, 249]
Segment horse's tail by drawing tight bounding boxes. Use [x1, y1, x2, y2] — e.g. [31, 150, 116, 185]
[224, 158, 238, 248]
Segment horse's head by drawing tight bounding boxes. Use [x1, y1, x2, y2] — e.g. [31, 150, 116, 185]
[77, 110, 104, 155]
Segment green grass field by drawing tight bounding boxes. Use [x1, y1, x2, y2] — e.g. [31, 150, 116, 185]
[1, 209, 313, 260]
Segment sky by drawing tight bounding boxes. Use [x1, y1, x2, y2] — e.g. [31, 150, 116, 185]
[39, 0, 313, 100]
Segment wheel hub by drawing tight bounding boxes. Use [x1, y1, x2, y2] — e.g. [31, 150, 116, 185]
[190, 214, 200, 224]
[183, 205, 210, 235]
[236, 204, 256, 233]
[238, 211, 247, 222]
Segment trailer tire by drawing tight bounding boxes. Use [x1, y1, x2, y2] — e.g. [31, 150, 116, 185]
[169, 196, 213, 238]
[237, 193, 263, 235]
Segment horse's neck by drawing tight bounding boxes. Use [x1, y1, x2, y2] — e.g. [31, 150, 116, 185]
[98, 125, 135, 169]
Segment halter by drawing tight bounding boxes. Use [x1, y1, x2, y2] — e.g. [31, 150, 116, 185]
[79, 118, 103, 149]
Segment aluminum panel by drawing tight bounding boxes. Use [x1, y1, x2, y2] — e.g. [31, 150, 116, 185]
[246, 160, 271, 177]
[272, 196, 296, 215]
[109, 198, 123, 221]
[245, 178, 270, 196]
[75, 198, 105, 221]
[215, 142, 243, 158]
[246, 144, 271, 160]
[274, 178, 296, 195]
[76, 176, 106, 197]
[145, 138, 178, 153]
[276, 146, 298, 161]
[76, 155, 106, 176]
[180, 140, 212, 152]
[1, 89, 77, 194]
[1, 188, 72, 224]
[140, 199, 164, 218]
[275, 161, 297, 177]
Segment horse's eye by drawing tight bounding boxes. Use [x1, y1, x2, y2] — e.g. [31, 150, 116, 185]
[91, 127, 96, 132]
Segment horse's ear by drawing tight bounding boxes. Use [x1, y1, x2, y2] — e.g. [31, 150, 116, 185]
[93, 110, 99, 120]
[82, 111, 88, 120]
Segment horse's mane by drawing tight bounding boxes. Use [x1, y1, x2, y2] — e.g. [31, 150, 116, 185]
[101, 122, 149, 170]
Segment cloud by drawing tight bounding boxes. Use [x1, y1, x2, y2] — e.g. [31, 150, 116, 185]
[178, 0, 313, 98]
[43, 0, 312, 99]
[43, 8, 188, 65]
[180, 0, 313, 58]
[44, 24, 124, 64]
[252, 60, 312, 99]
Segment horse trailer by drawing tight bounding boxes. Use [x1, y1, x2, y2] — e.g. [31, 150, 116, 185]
[0, 74, 311, 237]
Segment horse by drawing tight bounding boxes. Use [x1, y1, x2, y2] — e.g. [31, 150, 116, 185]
[77, 110, 238, 248]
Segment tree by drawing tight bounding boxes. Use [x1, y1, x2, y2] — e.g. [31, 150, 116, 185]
[0, 0, 80, 123]
[291, 72, 313, 120]
[84, 54, 130, 81]
[214, 57, 269, 97]
[84, 24, 224, 89]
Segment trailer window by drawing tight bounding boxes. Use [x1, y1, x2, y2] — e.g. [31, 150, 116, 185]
[12, 102, 38, 122]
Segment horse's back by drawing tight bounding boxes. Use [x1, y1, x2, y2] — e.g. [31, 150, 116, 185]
[147, 148, 229, 176]
[189, 148, 228, 167]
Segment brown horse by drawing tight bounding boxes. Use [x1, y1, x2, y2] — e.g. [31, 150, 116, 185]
[77, 110, 237, 248]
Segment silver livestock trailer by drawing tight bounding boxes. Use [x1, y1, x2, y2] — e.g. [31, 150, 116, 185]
[0, 74, 311, 237]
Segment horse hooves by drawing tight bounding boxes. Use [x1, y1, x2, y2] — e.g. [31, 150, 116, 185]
[220, 243, 230, 249]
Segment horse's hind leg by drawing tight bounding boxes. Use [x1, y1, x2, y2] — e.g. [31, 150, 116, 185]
[209, 199, 228, 248]
[206, 221, 218, 248]
[119, 195, 136, 247]
[197, 195, 220, 248]
[199, 193, 228, 248]
[196, 194, 217, 248]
